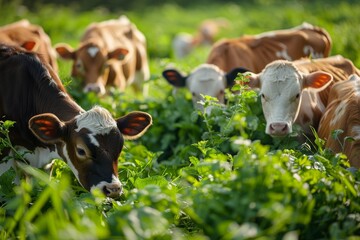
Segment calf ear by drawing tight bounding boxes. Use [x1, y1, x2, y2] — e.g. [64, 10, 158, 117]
[29, 114, 65, 144]
[303, 71, 333, 90]
[117, 112, 152, 140]
[246, 72, 261, 89]
[55, 43, 75, 60]
[162, 69, 187, 87]
[108, 48, 129, 61]
[21, 40, 38, 51]
[225, 67, 249, 87]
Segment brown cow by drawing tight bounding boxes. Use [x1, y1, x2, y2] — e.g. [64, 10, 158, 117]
[55, 15, 150, 95]
[0, 19, 58, 73]
[318, 74, 360, 168]
[207, 22, 332, 73]
[247, 55, 360, 137]
[0, 44, 152, 198]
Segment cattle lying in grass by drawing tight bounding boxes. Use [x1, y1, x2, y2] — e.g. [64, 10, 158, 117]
[162, 63, 248, 110]
[206, 23, 332, 73]
[172, 18, 229, 59]
[0, 19, 58, 73]
[318, 74, 360, 168]
[0, 44, 152, 198]
[55, 15, 150, 95]
[247, 55, 360, 137]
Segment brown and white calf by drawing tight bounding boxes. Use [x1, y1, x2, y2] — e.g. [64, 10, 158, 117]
[0, 19, 58, 73]
[0, 44, 152, 198]
[162, 63, 248, 110]
[247, 55, 360, 137]
[55, 15, 150, 95]
[318, 74, 360, 168]
[206, 23, 332, 73]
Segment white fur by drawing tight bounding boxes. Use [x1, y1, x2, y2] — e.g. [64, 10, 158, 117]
[330, 100, 348, 127]
[259, 63, 302, 134]
[186, 64, 226, 109]
[90, 174, 122, 196]
[13, 146, 61, 168]
[0, 145, 62, 183]
[87, 46, 100, 58]
[61, 144, 80, 184]
[303, 45, 323, 59]
[75, 106, 117, 135]
[275, 48, 292, 60]
[172, 33, 194, 59]
[351, 126, 360, 140]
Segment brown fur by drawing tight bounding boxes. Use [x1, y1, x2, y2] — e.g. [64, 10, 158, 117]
[207, 23, 332, 73]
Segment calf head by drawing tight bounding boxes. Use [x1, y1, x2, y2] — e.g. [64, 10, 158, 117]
[28, 106, 152, 198]
[55, 43, 129, 95]
[248, 60, 332, 137]
[163, 63, 247, 110]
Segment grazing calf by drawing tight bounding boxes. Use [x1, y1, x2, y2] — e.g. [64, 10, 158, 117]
[172, 18, 229, 59]
[0, 44, 152, 198]
[0, 19, 58, 73]
[162, 63, 248, 110]
[55, 15, 150, 95]
[207, 23, 332, 73]
[247, 55, 360, 137]
[318, 74, 360, 168]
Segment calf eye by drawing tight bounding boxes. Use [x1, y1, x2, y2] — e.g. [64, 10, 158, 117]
[76, 147, 86, 157]
[296, 93, 300, 99]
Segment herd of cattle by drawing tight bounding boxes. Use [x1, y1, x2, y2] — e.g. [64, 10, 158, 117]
[0, 15, 359, 198]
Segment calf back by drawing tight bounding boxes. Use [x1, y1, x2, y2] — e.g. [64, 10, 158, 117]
[0, 19, 58, 73]
[207, 23, 332, 73]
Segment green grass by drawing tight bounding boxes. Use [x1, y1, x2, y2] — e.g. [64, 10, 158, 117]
[0, 1, 360, 239]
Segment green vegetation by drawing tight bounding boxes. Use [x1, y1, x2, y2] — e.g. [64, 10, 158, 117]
[0, 1, 360, 239]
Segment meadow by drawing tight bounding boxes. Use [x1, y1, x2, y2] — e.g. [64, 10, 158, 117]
[0, 1, 360, 239]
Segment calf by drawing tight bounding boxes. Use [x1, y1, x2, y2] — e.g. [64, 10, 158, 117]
[162, 63, 248, 110]
[172, 18, 229, 59]
[207, 23, 332, 73]
[318, 74, 360, 168]
[247, 55, 360, 137]
[0, 44, 152, 198]
[55, 15, 150, 95]
[0, 19, 58, 73]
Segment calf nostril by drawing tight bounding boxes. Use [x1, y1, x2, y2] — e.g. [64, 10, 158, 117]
[103, 183, 122, 198]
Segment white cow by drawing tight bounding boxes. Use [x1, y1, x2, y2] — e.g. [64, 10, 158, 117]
[162, 63, 248, 110]
[247, 60, 333, 137]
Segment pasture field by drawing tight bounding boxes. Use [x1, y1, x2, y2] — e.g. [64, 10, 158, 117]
[1, 1, 360, 239]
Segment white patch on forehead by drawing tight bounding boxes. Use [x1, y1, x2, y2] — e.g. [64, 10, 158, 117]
[75, 106, 117, 135]
[189, 64, 223, 82]
[330, 100, 347, 127]
[87, 46, 100, 58]
[275, 48, 292, 61]
[352, 126, 360, 140]
[261, 62, 300, 91]
[187, 64, 226, 107]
